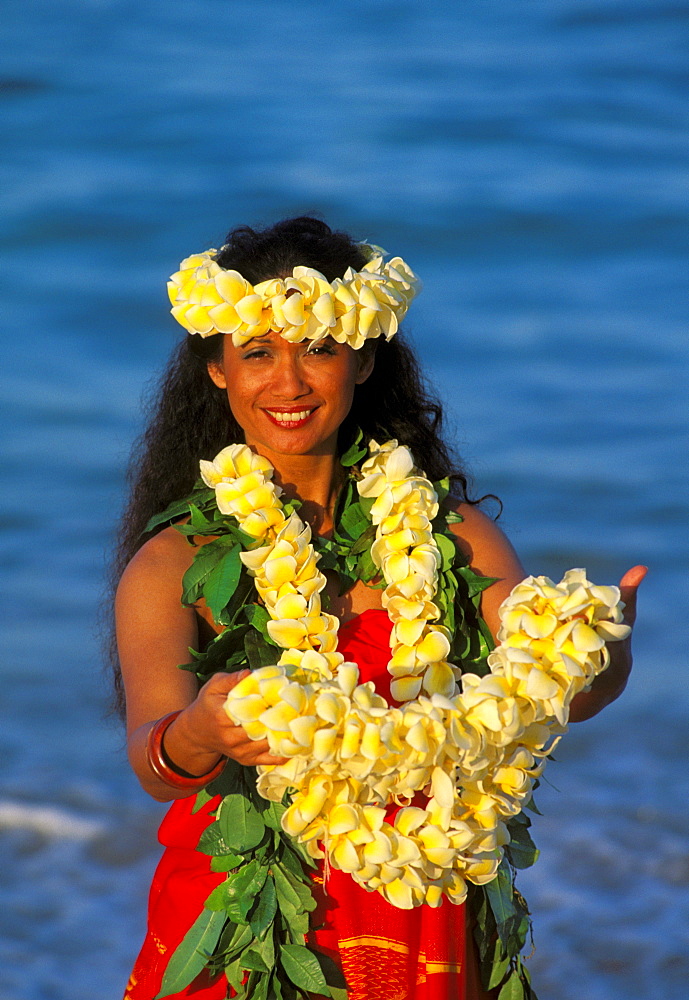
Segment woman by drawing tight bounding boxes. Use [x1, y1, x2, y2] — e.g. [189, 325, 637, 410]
[113, 217, 645, 1000]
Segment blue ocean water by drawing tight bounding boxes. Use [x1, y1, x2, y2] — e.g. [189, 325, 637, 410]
[1, 1, 687, 997]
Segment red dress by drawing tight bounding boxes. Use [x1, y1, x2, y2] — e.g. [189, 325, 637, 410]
[124, 610, 467, 1000]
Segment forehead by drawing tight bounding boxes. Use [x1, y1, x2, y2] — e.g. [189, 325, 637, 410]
[227, 331, 338, 352]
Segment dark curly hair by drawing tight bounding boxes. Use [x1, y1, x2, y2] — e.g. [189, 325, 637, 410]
[107, 217, 482, 715]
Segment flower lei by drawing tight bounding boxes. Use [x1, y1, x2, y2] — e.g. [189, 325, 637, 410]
[148, 438, 629, 1000]
[167, 247, 420, 350]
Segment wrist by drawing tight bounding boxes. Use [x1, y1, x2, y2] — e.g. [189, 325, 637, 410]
[166, 704, 224, 770]
[146, 712, 225, 789]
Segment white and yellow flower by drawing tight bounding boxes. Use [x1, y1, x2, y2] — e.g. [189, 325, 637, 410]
[206, 441, 630, 909]
[168, 250, 421, 351]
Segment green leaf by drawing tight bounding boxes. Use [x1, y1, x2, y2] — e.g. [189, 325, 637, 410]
[208, 920, 252, 972]
[189, 503, 212, 532]
[291, 910, 310, 939]
[190, 787, 214, 814]
[277, 864, 317, 912]
[279, 842, 311, 880]
[205, 879, 234, 913]
[249, 875, 277, 938]
[435, 531, 457, 572]
[197, 821, 243, 858]
[485, 861, 517, 947]
[433, 477, 451, 503]
[243, 602, 272, 636]
[203, 543, 242, 622]
[505, 818, 540, 871]
[244, 629, 280, 670]
[284, 832, 317, 869]
[498, 967, 527, 1000]
[338, 502, 370, 539]
[253, 913, 276, 967]
[181, 539, 229, 605]
[242, 948, 270, 973]
[355, 547, 379, 584]
[269, 971, 285, 1000]
[469, 885, 495, 964]
[486, 943, 511, 990]
[179, 624, 247, 679]
[457, 564, 499, 599]
[272, 864, 302, 920]
[210, 853, 245, 873]
[313, 950, 348, 990]
[217, 793, 266, 852]
[212, 860, 269, 922]
[280, 944, 328, 993]
[357, 494, 374, 516]
[524, 795, 543, 816]
[144, 499, 191, 535]
[249, 971, 270, 1000]
[143, 486, 214, 535]
[224, 955, 245, 992]
[205, 756, 244, 799]
[340, 429, 367, 467]
[154, 908, 226, 998]
[256, 798, 287, 831]
[349, 522, 376, 554]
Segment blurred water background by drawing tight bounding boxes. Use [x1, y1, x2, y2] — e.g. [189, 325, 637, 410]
[1, 1, 687, 997]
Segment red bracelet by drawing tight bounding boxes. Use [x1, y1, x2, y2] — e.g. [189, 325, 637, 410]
[146, 711, 226, 790]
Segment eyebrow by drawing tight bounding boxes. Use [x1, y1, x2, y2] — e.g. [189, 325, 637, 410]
[243, 335, 338, 347]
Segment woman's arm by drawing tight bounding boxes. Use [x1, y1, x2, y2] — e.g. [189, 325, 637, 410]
[450, 504, 645, 722]
[116, 527, 285, 802]
[450, 503, 527, 637]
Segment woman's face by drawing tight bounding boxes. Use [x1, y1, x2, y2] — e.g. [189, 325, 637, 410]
[207, 332, 374, 465]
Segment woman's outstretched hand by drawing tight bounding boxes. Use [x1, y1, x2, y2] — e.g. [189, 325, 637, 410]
[618, 564, 647, 629]
[568, 564, 648, 723]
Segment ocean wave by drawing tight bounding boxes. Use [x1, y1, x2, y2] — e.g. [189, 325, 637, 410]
[0, 800, 106, 840]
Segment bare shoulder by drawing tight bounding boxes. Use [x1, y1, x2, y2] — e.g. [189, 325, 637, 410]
[449, 502, 524, 578]
[115, 527, 196, 616]
[117, 525, 195, 603]
[447, 500, 526, 638]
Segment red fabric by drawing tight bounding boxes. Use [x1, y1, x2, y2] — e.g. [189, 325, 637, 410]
[124, 610, 466, 1000]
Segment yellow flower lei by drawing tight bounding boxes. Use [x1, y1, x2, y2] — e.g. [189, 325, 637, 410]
[200, 441, 631, 911]
[167, 249, 421, 350]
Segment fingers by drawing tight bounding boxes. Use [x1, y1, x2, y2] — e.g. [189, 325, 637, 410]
[204, 670, 251, 694]
[252, 752, 291, 766]
[220, 727, 289, 766]
[619, 565, 648, 626]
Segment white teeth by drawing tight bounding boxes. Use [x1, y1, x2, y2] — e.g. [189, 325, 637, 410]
[267, 410, 313, 423]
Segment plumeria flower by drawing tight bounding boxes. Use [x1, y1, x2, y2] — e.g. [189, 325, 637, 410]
[204, 440, 634, 908]
[168, 250, 420, 347]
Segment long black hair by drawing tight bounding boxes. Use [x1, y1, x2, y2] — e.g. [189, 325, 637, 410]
[107, 216, 481, 714]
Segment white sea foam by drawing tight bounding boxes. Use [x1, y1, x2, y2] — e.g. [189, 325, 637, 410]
[0, 801, 105, 840]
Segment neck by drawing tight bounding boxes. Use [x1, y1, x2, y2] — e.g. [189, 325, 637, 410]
[264, 451, 344, 534]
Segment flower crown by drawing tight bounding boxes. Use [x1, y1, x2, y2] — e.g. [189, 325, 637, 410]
[167, 245, 421, 350]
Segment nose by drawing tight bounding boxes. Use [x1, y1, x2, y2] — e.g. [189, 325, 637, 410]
[271, 353, 311, 400]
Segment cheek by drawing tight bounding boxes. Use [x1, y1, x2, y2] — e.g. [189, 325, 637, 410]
[221, 359, 258, 406]
[325, 365, 359, 415]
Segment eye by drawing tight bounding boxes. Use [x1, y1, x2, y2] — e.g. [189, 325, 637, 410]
[305, 341, 336, 357]
[242, 346, 271, 360]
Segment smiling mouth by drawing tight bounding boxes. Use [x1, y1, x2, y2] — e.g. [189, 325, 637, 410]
[263, 407, 318, 427]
